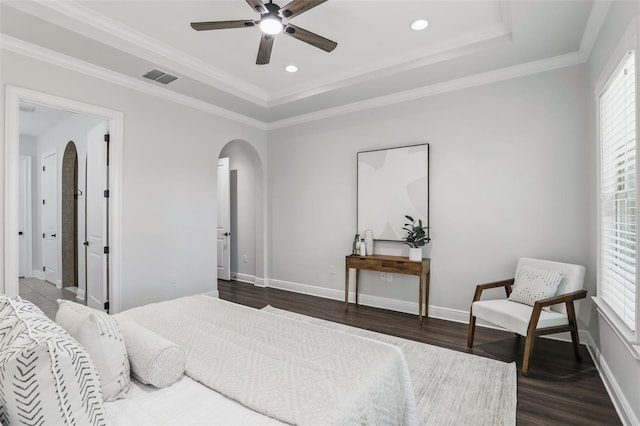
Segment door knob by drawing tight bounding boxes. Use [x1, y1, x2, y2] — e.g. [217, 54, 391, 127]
[51, 234, 57, 237]
[18, 231, 23, 235]
[223, 232, 230, 237]
[83, 241, 89, 246]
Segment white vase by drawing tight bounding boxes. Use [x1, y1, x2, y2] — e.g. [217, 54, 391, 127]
[363, 229, 374, 255]
[409, 247, 422, 261]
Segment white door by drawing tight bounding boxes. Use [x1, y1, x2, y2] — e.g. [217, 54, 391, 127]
[18, 156, 31, 278]
[42, 153, 58, 284]
[217, 157, 231, 281]
[86, 123, 108, 310]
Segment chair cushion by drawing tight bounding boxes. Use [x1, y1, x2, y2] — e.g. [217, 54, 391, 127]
[472, 299, 568, 336]
[0, 296, 106, 426]
[56, 300, 131, 401]
[508, 264, 563, 310]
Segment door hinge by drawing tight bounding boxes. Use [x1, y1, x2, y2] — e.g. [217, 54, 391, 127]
[104, 301, 109, 311]
[42, 166, 45, 172]
[104, 190, 110, 198]
[104, 246, 110, 254]
[104, 133, 110, 143]
[42, 233, 45, 238]
[42, 199, 45, 205]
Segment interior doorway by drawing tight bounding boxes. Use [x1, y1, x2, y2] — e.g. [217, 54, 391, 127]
[5, 86, 124, 313]
[61, 141, 79, 290]
[218, 140, 264, 285]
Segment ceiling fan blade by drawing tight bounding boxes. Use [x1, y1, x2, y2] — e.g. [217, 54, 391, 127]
[279, 0, 327, 19]
[256, 33, 275, 65]
[246, 0, 267, 14]
[191, 20, 256, 31]
[283, 24, 337, 52]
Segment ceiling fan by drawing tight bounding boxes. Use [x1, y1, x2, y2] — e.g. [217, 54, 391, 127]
[191, 0, 337, 65]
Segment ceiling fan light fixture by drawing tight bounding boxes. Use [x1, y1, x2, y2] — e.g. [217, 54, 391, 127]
[260, 16, 283, 35]
[284, 65, 298, 73]
[411, 19, 429, 31]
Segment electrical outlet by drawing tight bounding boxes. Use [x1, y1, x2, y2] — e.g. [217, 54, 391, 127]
[387, 273, 393, 282]
[243, 254, 248, 263]
[330, 265, 336, 275]
[170, 273, 177, 284]
[380, 272, 386, 281]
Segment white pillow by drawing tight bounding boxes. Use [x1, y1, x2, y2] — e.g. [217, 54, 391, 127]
[0, 296, 106, 426]
[508, 265, 563, 309]
[117, 318, 186, 388]
[56, 300, 131, 401]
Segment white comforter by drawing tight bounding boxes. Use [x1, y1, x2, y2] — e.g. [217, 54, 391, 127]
[116, 295, 417, 426]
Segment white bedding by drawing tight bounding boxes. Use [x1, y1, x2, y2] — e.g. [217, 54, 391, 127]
[115, 295, 418, 426]
[105, 376, 283, 425]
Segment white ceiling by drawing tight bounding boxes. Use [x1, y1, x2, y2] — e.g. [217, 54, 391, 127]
[1, 1, 600, 125]
[19, 102, 77, 137]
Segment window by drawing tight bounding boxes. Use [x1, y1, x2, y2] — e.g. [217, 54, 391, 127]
[599, 50, 637, 333]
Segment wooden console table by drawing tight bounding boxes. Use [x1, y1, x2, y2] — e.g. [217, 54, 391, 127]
[344, 254, 431, 322]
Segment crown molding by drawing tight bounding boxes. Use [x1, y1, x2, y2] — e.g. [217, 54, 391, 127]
[0, 35, 267, 130]
[579, 0, 612, 61]
[14, 0, 270, 107]
[267, 51, 587, 130]
[267, 21, 513, 107]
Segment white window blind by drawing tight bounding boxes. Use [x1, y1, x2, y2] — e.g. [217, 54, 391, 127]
[599, 50, 637, 332]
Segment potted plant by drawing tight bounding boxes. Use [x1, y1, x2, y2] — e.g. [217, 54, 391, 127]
[402, 215, 428, 261]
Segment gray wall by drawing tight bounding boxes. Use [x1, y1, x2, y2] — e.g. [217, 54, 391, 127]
[267, 65, 590, 318]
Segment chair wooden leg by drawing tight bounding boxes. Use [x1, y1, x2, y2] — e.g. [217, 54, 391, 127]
[566, 301, 582, 361]
[522, 334, 535, 376]
[467, 314, 476, 348]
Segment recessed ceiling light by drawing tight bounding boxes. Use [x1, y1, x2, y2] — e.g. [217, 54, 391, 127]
[284, 65, 298, 73]
[411, 19, 429, 31]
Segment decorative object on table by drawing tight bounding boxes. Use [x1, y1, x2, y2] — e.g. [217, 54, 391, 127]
[359, 239, 367, 256]
[363, 229, 374, 255]
[352, 233, 360, 255]
[403, 215, 429, 261]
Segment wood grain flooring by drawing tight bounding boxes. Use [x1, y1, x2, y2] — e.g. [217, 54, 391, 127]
[218, 280, 621, 426]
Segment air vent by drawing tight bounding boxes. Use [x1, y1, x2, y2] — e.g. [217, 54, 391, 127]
[143, 69, 178, 85]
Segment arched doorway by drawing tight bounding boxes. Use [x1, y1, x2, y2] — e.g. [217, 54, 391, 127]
[218, 140, 265, 285]
[61, 141, 78, 289]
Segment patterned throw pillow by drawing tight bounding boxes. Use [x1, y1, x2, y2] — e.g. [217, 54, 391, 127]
[56, 300, 131, 401]
[508, 265, 563, 309]
[0, 296, 106, 426]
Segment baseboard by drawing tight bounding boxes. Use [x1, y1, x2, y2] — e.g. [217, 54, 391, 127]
[231, 272, 256, 285]
[32, 270, 44, 280]
[254, 277, 267, 288]
[204, 290, 220, 298]
[586, 341, 638, 426]
[76, 288, 86, 302]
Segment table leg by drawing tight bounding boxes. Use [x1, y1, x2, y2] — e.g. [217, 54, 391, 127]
[419, 274, 423, 322]
[355, 269, 360, 306]
[344, 266, 349, 310]
[425, 271, 430, 319]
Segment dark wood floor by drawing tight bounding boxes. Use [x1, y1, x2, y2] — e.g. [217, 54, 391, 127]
[218, 280, 621, 426]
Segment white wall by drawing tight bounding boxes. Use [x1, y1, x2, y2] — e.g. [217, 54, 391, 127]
[0, 49, 267, 310]
[585, 2, 640, 424]
[268, 65, 590, 319]
[220, 140, 262, 282]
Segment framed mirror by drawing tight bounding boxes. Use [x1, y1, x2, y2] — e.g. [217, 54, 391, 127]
[357, 143, 429, 241]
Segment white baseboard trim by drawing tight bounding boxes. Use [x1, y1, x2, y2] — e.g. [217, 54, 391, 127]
[32, 270, 45, 280]
[76, 288, 86, 302]
[204, 290, 220, 298]
[586, 341, 638, 426]
[231, 272, 256, 285]
[254, 277, 267, 288]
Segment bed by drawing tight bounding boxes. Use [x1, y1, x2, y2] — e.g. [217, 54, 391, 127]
[0, 294, 418, 426]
